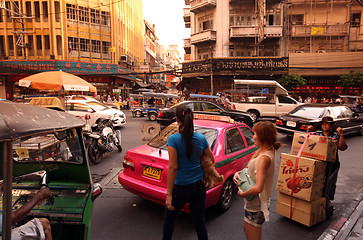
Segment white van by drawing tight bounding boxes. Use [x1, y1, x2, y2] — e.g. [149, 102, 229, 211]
[228, 80, 300, 121]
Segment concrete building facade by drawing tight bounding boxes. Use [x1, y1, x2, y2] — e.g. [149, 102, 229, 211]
[182, 0, 363, 97]
[0, 0, 144, 100]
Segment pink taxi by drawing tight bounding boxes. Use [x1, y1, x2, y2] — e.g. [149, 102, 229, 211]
[118, 115, 257, 211]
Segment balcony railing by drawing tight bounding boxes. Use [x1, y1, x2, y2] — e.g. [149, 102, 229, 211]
[290, 24, 349, 36]
[230, 26, 257, 38]
[191, 30, 216, 44]
[190, 0, 216, 13]
[264, 26, 283, 37]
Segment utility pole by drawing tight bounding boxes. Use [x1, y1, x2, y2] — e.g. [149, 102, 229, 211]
[210, 47, 213, 95]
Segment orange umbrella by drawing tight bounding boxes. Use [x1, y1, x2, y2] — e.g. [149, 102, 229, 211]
[18, 71, 97, 92]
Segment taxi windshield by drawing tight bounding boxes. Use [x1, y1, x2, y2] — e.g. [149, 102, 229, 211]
[12, 129, 84, 164]
[87, 101, 108, 111]
[148, 124, 218, 150]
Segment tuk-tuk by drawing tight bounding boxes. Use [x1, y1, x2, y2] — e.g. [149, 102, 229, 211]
[131, 92, 180, 121]
[0, 101, 102, 239]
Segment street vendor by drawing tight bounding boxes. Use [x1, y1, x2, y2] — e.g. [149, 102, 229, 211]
[309, 116, 348, 219]
[0, 187, 52, 240]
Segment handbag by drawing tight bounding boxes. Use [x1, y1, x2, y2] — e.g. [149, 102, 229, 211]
[237, 168, 256, 201]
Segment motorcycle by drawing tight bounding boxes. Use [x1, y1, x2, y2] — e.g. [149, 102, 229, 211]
[84, 117, 122, 164]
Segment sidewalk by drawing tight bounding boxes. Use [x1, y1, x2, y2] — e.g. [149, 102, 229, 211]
[319, 193, 363, 240]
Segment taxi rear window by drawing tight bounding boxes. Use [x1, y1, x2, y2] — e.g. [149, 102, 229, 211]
[148, 124, 218, 150]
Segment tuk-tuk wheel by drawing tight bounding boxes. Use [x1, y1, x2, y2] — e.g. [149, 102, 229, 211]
[135, 110, 142, 118]
[148, 113, 158, 121]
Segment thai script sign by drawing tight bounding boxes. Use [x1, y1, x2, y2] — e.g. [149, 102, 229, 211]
[182, 58, 288, 74]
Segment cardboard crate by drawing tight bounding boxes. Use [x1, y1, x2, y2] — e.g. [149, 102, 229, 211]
[276, 192, 326, 227]
[291, 132, 337, 162]
[276, 153, 326, 201]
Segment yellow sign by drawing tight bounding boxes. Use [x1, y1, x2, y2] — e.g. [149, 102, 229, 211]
[109, 47, 116, 53]
[194, 114, 234, 123]
[311, 27, 324, 35]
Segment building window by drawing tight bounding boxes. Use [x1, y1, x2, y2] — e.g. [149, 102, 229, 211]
[8, 35, 14, 56]
[80, 38, 90, 52]
[54, 1, 60, 22]
[56, 35, 62, 55]
[34, 2, 40, 22]
[230, 14, 252, 27]
[0, 36, 5, 56]
[198, 14, 213, 32]
[25, 1, 32, 22]
[289, 14, 304, 25]
[66, 4, 77, 20]
[351, 12, 361, 27]
[102, 41, 110, 54]
[68, 37, 79, 51]
[101, 11, 110, 26]
[36, 35, 42, 55]
[5, 2, 11, 22]
[44, 35, 50, 50]
[42, 1, 48, 22]
[27, 35, 34, 56]
[79, 6, 89, 23]
[90, 9, 100, 24]
[91, 40, 101, 53]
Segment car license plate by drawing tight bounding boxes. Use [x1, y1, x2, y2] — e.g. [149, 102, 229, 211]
[143, 166, 162, 180]
[286, 121, 296, 128]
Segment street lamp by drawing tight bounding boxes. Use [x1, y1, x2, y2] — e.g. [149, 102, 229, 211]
[210, 47, 214, 95]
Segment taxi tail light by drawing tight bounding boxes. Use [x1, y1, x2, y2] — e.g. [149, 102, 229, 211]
[233, 104, 236, 110]
[85, 114, 91, 120]
[158, 111, 163, 118]
[123, 156, 135, 171]
[300, 124, 313, 131]
[276, 119, 283, 125]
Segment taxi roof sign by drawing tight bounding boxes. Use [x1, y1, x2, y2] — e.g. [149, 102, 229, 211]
[194, 114, 235, 124]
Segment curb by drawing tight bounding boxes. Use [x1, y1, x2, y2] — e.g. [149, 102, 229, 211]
[318, 193, 363, 240]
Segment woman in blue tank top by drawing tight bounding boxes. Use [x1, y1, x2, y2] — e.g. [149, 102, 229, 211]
[162, 105, 214, 240]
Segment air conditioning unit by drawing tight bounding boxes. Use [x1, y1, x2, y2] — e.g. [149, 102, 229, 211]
[120, 55, 131, 65]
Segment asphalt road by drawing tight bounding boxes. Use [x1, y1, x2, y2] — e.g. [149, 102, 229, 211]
[90, 110, 363, 240]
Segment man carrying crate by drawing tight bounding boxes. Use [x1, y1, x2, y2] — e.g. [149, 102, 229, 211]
[310, 116, 348, 219]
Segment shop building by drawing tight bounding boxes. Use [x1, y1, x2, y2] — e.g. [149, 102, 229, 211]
[182, 0, 363, 97]
[0, 0, 144, 100]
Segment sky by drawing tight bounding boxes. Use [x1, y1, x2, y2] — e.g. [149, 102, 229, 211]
[143, 0, 191, 55]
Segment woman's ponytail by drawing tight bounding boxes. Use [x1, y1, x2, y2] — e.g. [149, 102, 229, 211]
[176, 105, 194, 160]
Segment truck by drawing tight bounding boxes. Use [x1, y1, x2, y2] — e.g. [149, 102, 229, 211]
[228, 80, 300, 121]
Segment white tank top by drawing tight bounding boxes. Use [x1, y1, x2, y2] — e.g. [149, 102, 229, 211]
[244, 149, 276, 221]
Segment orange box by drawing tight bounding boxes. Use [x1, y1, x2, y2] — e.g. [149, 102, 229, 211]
[276, 153, 326, 201]
[276, 192, 326, 227]
[291, 132, 337, 162]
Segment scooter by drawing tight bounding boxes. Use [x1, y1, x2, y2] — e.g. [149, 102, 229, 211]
[85, 117, 122, 164]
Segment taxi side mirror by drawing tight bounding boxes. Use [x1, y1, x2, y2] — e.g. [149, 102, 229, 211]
[91, 183, 102, 202]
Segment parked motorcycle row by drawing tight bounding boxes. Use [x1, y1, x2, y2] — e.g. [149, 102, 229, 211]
[83, 115, 122, 164]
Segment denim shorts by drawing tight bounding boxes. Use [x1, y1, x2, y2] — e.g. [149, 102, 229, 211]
[244, 210, 265, 227]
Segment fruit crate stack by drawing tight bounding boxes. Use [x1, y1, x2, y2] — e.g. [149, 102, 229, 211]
[275, 132, 338, 226]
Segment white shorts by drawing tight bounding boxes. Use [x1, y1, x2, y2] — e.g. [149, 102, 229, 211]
[10, 218, 45, 240]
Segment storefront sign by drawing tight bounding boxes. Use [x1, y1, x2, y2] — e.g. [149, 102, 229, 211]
[0, 60, 135, 77]
[182, 57, 288, 74]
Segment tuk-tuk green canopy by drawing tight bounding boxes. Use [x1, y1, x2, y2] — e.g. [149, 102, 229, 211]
[0, 101, 84, 141]
[0, 101, 84, 239]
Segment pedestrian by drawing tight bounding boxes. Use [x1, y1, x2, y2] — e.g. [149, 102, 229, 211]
[298, 96, 303, 103]
[163, 104, 211, 240]
[310, 116, 347, 219]
[233, 121, 281, 240]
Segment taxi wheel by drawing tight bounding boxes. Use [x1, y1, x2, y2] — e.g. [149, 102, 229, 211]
[217, 178, 234, 212]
